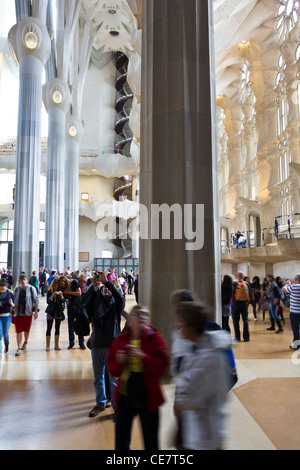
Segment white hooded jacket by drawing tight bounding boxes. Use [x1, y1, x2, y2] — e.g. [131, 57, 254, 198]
[172, 329, 232, 450]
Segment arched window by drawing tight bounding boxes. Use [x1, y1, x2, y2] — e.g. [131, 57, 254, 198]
[279, 155, 283, 182]
[281, 201, 285, 224]
[284, 150, 289, 179]
[276, 55, 288, 134]
[277, 0, 299, 43]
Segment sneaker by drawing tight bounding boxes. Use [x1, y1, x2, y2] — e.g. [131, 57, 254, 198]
[79, 344, 86, 350]
[262, 320, 266, 324]
[89, 405, 105, 418]
[4, 344, 9, 354]
[266, 327, 275, 331]
[275, 328, 284, 334]
[20, 342, 27, 350]
[68, 344, 74, 350]
[15, 349, 22, 357]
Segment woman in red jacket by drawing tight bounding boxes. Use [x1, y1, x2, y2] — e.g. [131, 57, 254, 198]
[107, 304, 168, 450]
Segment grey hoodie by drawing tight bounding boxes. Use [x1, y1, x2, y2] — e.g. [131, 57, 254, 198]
[173, 329, 232, 450]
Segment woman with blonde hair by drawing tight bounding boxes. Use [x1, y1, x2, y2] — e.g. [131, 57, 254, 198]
[107, 304, 168, 450]
[58, 275, 83, 349]
[45, 278, 65, 351]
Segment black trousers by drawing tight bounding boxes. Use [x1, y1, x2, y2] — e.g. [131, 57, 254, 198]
[232, 301, 249, 341]
[115, 396, 159, 450]
[46, 318, 61, 336]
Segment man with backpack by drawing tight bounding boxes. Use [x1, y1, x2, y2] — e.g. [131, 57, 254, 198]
[232, 272, 250, 342]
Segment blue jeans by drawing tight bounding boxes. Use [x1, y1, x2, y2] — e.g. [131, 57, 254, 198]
[268, 301, 282, 329]
[0, 315, 11, 353]
[91, 348, 116, 408]
[252, 301, 258, 319]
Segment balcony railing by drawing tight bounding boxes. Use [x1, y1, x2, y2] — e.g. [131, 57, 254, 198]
[221, 214, 300, 253]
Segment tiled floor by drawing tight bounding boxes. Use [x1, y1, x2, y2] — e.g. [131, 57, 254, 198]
[0, 296, 299, 450]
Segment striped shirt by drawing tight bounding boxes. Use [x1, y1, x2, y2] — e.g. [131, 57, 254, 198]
[285, 284, 300, 314]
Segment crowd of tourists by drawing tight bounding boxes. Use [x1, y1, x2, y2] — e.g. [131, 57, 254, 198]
[0, 266, 139, 355]
[221, 271, 300, 349]
[0, 265, 299, 450]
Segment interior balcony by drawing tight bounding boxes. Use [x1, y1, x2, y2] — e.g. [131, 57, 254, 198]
[221, 225, 300, 264]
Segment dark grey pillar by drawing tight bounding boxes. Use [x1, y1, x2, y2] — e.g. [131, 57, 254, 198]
[140, 0, 221, 341]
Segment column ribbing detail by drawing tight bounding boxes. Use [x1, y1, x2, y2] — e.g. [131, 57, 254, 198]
[13, 54, 43, 278]
[15, 0, 31, 22]
[43, 78, 71, 272]
[44, 107, 66, 272]
[9, 15, 51, 281]
[64, 133, 80, 270]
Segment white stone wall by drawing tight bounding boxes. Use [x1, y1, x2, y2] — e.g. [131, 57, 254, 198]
[79, 175, 114, 203]
[80, 61, 116, 156]
[78, 217, 118, 270]
[273, 261, 300, 280]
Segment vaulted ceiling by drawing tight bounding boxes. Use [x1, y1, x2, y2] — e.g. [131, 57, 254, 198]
[83, 0, 293, 102]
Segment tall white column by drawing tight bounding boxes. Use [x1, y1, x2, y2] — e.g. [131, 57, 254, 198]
[140, 0, 221, 340]
[64, 116, 83, 271]
[8, 16, 51, 280]
[43, 78, 71, 272]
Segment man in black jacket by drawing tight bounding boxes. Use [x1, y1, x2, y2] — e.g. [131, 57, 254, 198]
[80, 271, 125, 418]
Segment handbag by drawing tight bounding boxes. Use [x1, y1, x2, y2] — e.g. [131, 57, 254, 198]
[46, 297, 65, 320]
[53, 299, 65, 320]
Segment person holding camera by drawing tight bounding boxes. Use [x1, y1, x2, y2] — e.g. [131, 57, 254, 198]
[107, 304, 168, 450]
[79, 270, 125, 418]
[58, 275, 83, 350]
[45, 278, 65, 351]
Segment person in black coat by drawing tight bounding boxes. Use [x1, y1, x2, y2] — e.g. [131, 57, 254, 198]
[221, 275, 233, 332]
[134, 273, 139, 303]
[79, 271, 126, 418]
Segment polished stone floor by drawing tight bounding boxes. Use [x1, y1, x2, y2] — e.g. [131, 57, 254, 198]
[0, 295, 299, 451]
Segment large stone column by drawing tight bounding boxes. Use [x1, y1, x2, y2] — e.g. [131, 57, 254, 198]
[8, 15, 51, 280]
[140, 0, 221, 340]
[64, 115, 83, 271]
[43, 78, 71, 272]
